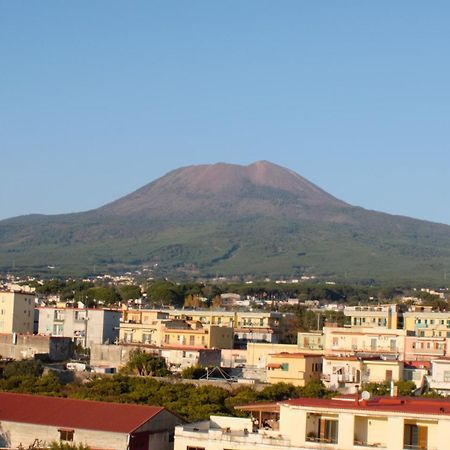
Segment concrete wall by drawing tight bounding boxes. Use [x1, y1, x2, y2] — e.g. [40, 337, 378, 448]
[0, 334, 73, 361]
[0, 421, 128, 450]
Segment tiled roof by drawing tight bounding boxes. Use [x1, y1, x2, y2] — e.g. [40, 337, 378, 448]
[0, 392, 164, 433]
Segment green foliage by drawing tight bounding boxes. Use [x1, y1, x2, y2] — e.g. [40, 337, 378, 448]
[125, 350, 170, 376]
[362, 380, 417, 397]
[86, 286, 121, 306]
[145, 280, 184, 307]
[395, 380, 416, 396]
[3, 360, 43, 379]
[181, 365, 207, 379]
[118, 284, 142, 301]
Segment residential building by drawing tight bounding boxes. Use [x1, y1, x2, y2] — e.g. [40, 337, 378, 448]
[405, 334, 450, 361]
[322, 356, 404, 392]
[161, 320, 233, 349]
[404, 308, 450, 337]
[0, 392, 183, 450]
[297, 331, 325, 351]
[119, 310, 169, 345]
[266, 353, 323, 387]
[175, 395, 450, 450]
[323, 326, 405, 359]
[37, 307, 121, 348]
[161, 309, 287, 347]
[0, 290, 34, 334]
[428, 358, 450, 395]
[344, 304, 404, 329]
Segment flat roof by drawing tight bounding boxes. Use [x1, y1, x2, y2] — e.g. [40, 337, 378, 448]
[282, 396, 450, 417]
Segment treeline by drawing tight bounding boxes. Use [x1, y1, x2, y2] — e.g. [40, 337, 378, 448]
[0, 360, 331, 422]
[28, 277, 447, 311]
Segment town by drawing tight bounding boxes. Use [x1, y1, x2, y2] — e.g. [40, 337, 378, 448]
[1, 273, 450, 449]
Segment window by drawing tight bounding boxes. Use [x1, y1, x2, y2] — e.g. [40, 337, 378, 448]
[370, 338, 377, 350]
[404, 424, 427, 449]
[444, 371, 450, 382]
[281, 363, 289, 371]
[59, 429, 74, 442]
[164, 335, 170, 344]
[189, 335, 195, 345]
[187, 447, 205, 450]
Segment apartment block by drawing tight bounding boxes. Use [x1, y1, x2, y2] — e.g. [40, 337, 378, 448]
[323, 326, 406, 359]
[0, 291, 34, 334]
[37, 307, 121, 348]
[404, 308, 450, 337]
[344, 304, 405, 329]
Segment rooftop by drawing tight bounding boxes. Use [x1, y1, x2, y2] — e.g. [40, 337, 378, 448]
[283, 395, 450, 417]
[0, 392, 165, 433]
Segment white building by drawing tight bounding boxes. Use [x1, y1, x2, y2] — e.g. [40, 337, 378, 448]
[175, 395, 450, 450]
[37, 307, 121, 348]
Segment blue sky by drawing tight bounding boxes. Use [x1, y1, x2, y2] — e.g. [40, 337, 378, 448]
[1, 2, 449, 223]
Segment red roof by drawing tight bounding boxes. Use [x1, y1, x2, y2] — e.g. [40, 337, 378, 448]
[282, 396, 450, 417]
[0, 392, 164, 433]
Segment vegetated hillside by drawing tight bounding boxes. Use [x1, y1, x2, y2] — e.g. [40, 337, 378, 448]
[1, 161, 450, 283]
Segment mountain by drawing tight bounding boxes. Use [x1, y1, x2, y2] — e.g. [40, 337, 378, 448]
[1, 161, 450, 283]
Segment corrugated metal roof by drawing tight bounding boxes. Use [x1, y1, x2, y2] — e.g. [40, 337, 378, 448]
[0, 392, 164, 433]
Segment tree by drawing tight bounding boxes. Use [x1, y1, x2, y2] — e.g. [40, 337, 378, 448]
[118, 284, 142, 301]
[181, 365, 206, 379]
[126, 350, 170, 376]
[3, 360, 43, 379]
[86, 286, 121, 306]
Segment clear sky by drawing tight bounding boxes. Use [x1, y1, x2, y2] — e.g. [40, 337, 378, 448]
[1, 2, 449, 224]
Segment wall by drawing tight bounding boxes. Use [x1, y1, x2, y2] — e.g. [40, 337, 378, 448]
[0, 334, 73, 361]
[0, 421, 128, 450]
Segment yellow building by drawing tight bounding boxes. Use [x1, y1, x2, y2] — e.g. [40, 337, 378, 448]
[404, 308, 450, 337]
[162, 320, 233, 349]
[0, 291, 34, 334]
[120, 314, 233, 349]
[120, 310, 169, 344]
[344, 304, 404, 329]
[266, 353, 323, 387]
[162, 309, 286, 345]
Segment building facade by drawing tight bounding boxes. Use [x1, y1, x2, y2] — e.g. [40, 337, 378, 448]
[0, 290, 34, 334]
[175, 396, 450, 450]
[37, 307, 121, 348]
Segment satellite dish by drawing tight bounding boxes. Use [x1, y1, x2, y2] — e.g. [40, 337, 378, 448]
[360, 390, 371, 401]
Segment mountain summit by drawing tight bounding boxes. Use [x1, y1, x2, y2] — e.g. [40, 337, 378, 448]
[1, 161, 450, 282]
[99, 161, 347, 219]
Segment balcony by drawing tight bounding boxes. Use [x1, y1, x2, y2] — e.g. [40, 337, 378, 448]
[306, 433, 338, 445]
[354, 439, 386, 448]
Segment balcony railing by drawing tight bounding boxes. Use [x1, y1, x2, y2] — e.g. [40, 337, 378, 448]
[306, 434, 338, 444]
[354, 439, 386, 448]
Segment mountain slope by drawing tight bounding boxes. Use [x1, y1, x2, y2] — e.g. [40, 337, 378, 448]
[1, 161, 450, 283]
